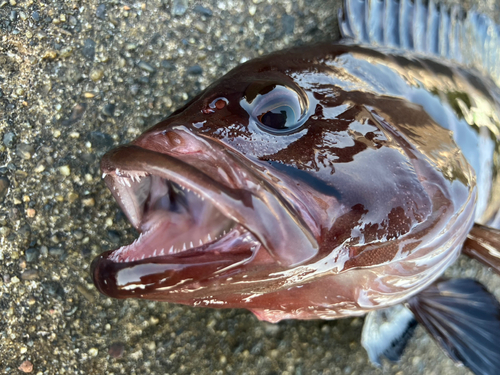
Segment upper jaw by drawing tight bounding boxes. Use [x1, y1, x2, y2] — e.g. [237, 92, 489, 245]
[100, 127, 319, 267]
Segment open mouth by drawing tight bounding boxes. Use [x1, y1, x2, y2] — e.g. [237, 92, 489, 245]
[105, 171, 255, 263]
[98, 144, 262, 266]
[91, 142, 265, 298]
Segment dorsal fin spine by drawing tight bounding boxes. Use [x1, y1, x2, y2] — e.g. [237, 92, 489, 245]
[340, 0, 500, 87]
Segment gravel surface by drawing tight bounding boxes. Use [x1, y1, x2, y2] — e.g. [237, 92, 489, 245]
[1, 0, 500, 374]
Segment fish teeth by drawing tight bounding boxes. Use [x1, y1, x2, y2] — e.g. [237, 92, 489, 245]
[102, 173, 107, 179]
[199, 239, 203, 246]
[153, 249, 157, 257]
[125, 179, 131, 187]
[141, 254, 145, 260]
[125, 257, 130, 262]
[189, 241, 193, 248]
[182, 243, 186, 251]
[160, 248, 164, 255]
[169, 245, 173, 253]
[208, 234, 212, 241]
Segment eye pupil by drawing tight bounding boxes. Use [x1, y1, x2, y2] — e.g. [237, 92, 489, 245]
[241, 83, 309, 134]
[259, 110, 288, 129]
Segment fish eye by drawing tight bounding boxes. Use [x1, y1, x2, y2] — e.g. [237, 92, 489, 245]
[241, 83, 309, 134]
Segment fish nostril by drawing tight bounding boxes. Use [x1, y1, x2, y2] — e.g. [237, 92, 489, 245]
[164, 131, 184, 148]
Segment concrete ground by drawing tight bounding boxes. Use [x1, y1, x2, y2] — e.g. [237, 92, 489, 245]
[1, 0, 500, 374]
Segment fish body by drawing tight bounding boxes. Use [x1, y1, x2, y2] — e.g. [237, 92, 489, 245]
[92, 0, 500, 372]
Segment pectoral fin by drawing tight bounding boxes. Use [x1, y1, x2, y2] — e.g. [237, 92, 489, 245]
[361, 304, 417, 365]
[463, 223, 500, 274]
[407, 278, 500, 375]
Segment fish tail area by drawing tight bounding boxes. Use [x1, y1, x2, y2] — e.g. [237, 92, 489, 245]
[339, 0, 500, 87]
[407, 278, 500, 375]
[463, 223, 500, 275]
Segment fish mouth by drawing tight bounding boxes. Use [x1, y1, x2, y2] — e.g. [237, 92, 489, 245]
[102, 173, 253, 264]
[92, 128, 318, 298]
[92, 143, 261, 297]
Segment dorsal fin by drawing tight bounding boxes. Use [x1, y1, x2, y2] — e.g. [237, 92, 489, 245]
[339, 0, 500, 87]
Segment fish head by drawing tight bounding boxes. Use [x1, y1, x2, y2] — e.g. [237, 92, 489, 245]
[92, 44, 475, 310]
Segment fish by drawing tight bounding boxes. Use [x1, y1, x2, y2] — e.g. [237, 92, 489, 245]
[92, 0, 500, 373]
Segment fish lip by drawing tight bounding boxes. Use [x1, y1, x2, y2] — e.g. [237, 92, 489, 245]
[100, 129, 319, 267]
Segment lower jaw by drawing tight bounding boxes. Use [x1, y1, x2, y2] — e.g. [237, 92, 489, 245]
[91, 228, 260, 299]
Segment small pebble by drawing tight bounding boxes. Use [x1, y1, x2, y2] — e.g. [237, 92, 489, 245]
[31, 11, 39, 22]
[172, 0, 188, 16]
[60, 47, 73, 58]
[102, 103, 116, 117]
[40, 246, 48, 256]
[25, 248, 40, 262]
[96, 4, 106, 19]
[48, 247, 65, 257]
[0, 177, 9, 202]
[42, 50, 57, 60]
[67, 192, 79, 202]
[90, 69, 104, 82]
[82, 38, 96, 61]
[130, 84, 140, 96]
[18, 360, 33, 373]
[82, 197, 95, 207]
[137, 60, 156, 73]
[59, 165, 71, 176]
[193, 21, 206, 33]
[89, 348, 98, 357]
[107, 230, 120, 243]
[161, 60, 175, 70]
[108, 342, 125, 358]
[16, 143, 35, 159]
[193, 5, 213, 17]
[33, 163, 45, 173]
[73, 230, 84, 240]
[3, 132, 16, 148]
[21, 269, 39, 280]
[187, 65, 203, 75]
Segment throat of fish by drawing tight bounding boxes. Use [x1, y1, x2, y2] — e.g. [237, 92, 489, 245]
[107, 173, 247, 263]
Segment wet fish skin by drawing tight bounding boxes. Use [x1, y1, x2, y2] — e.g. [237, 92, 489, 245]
[93, 40, 482, 323]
